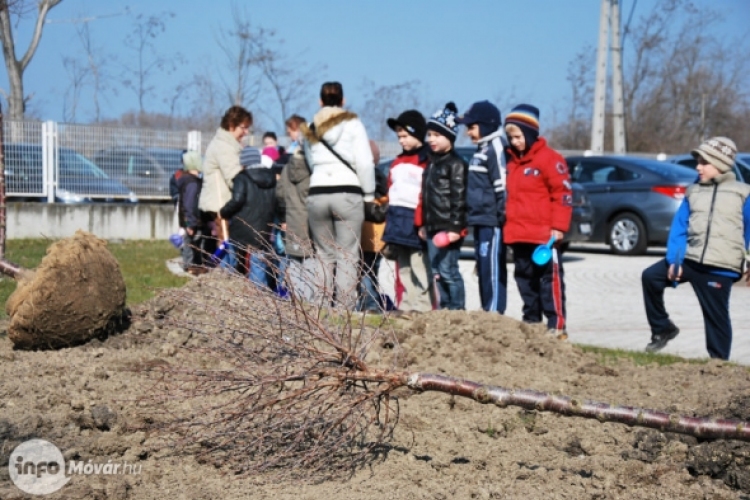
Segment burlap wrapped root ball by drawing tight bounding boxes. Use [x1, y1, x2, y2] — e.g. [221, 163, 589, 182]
[5, 230, 127, 349]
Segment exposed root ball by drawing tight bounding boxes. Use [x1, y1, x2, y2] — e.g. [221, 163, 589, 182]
[6, 230, 127, 349]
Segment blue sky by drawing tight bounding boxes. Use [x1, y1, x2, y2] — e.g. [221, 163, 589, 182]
[4, 0, 750, 131]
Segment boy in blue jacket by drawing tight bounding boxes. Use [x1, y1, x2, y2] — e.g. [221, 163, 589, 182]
[457, 100, 508, 313]
[641, 136, 750, 360]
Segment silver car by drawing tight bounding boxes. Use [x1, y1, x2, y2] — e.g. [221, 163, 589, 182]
[566, 155, 697, 255]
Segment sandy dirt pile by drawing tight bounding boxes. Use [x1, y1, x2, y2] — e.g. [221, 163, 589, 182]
[1, 271, 750, 499]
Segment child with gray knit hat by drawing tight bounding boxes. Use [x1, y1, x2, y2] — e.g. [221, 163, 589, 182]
[415, 102, 468, 310]
[642, 136, 750, 360]
[177, 150, 206, 274]
[220, 146, 278, 286]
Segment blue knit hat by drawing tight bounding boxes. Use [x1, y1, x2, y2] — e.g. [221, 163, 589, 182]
[457, 100, 501, 138]
[240, 146, 262, 167]
[426, 102, 459, 142]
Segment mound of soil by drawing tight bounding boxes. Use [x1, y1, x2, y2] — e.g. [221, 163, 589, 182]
[1, 271, 749, 499]
[5, 231, 127, 350]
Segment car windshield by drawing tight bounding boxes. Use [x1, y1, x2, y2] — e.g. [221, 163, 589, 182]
[59, 149, 110, 179]
[147, 149, 183, 173]
[628, 159, 697, 182]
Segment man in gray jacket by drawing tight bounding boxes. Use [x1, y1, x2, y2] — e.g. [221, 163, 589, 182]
[641, 136, 750, 360]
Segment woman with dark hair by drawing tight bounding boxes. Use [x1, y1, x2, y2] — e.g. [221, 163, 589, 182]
[199, 105, 253, 246]
[302, 81, 375, 308]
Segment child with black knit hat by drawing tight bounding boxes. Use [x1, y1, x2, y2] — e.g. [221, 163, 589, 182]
[415, 102, 468, 310]
[382, 109, 433, 314]
[503, 104, 572, 339]
[457, 100, 509, 314]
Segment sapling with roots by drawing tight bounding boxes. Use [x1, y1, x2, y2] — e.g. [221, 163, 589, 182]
[141, 251, 750, 480]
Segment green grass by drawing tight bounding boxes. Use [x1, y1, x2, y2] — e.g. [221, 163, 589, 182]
[0, 238, 188, 317]
[577, 344, 710, 367]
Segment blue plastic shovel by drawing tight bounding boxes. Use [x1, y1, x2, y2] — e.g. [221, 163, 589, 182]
[532, 236, 556, 266]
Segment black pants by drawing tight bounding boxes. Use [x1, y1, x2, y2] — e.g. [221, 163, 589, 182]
[641, 258, 734, 360]
[511, 243, 566, 330]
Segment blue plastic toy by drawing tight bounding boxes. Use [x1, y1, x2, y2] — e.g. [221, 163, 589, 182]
[532, 236, 556, 266]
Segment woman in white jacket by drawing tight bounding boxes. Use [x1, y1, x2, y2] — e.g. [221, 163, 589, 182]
[199, 105, 253, 244]
[302, 82, 375, 308]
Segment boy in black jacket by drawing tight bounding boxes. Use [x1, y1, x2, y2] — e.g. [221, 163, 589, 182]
[457, 100, 508, 314]
[220, 146, 278, 286]
[415, 102, 468, 310]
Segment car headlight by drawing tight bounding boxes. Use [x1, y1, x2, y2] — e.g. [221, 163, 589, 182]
[55, 188, 86, 203]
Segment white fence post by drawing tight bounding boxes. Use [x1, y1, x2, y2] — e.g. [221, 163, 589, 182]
[187, 130, 201, 152]
[42, 120, 58, 203]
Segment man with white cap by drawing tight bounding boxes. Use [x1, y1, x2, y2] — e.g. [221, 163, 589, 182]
[641, 136, 750, 360]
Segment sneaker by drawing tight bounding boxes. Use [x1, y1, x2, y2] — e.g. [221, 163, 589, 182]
[547, 328, 568, 341]
[645, 323, 680, 353]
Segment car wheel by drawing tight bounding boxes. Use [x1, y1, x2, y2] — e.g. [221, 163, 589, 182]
[608, 213, 647, 255]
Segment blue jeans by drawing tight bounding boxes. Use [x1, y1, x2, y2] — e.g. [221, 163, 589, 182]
[247, 252, 270, 288]
[358, 251, 382, 311]
[426, 235, 465, 310]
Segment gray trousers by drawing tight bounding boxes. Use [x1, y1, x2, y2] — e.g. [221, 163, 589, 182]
[307, 192, 364, 309]
[285, 256, 324, 302]
[395, 245, 433, 311]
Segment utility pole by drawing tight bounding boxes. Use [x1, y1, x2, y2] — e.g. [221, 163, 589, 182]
[591, 0, 627, 154]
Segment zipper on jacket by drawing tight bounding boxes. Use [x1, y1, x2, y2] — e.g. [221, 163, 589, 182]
[699, 184, 719, 263]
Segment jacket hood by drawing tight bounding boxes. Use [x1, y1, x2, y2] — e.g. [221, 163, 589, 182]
[477, 129, 505, 145]
[301, 107, 359, 145]
[242, 166, 277, 189]
[506, 136, 548, 163]
[287, 151, 311, 185]
[700, 170, 737, 185]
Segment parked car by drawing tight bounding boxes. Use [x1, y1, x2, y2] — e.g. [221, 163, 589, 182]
[93, 146, 178, 199]
[376, 147, 594, 258]
[3, 143, 138, 203]
[666, 153, 750, 184]
[566, 155, 697, 255]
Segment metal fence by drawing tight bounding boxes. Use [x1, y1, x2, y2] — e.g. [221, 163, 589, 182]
[1, 120, 402, 202]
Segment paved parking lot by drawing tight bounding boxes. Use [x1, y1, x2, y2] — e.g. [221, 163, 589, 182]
[378, 243, 750, 365]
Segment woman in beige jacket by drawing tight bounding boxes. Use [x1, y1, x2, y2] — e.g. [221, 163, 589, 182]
[199, 105, 253, 242]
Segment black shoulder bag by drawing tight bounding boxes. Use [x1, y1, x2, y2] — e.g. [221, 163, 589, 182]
[313, 129, 387, 223]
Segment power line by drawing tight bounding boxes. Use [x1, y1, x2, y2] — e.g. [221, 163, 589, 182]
[45, 6, 130, 25]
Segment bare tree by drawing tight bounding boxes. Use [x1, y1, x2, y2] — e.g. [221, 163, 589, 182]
[61, 55, 87, 122]
[552, 0, 750, 153]
[356, 79, 425, 141]
[214, 4, 264, 108]
[76, 21, 111, 123]
[548, 46, 595, 150]
[121, 12, 178, 122]
[256, 42, 320, 132]
[623, 0, 749, 152]
[0, 0, 62, 120]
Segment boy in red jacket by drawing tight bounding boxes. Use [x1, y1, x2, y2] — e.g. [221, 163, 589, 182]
[503, 104, 572, 339]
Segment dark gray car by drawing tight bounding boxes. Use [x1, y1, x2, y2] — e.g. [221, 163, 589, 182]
[93, 146, 175, 199]
[666, 153, 750, 184]
[566, 155, 697, 255]
[4, 143, 138, 203]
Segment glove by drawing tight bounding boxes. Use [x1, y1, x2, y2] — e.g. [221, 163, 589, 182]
[364, 200, 388, 223]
